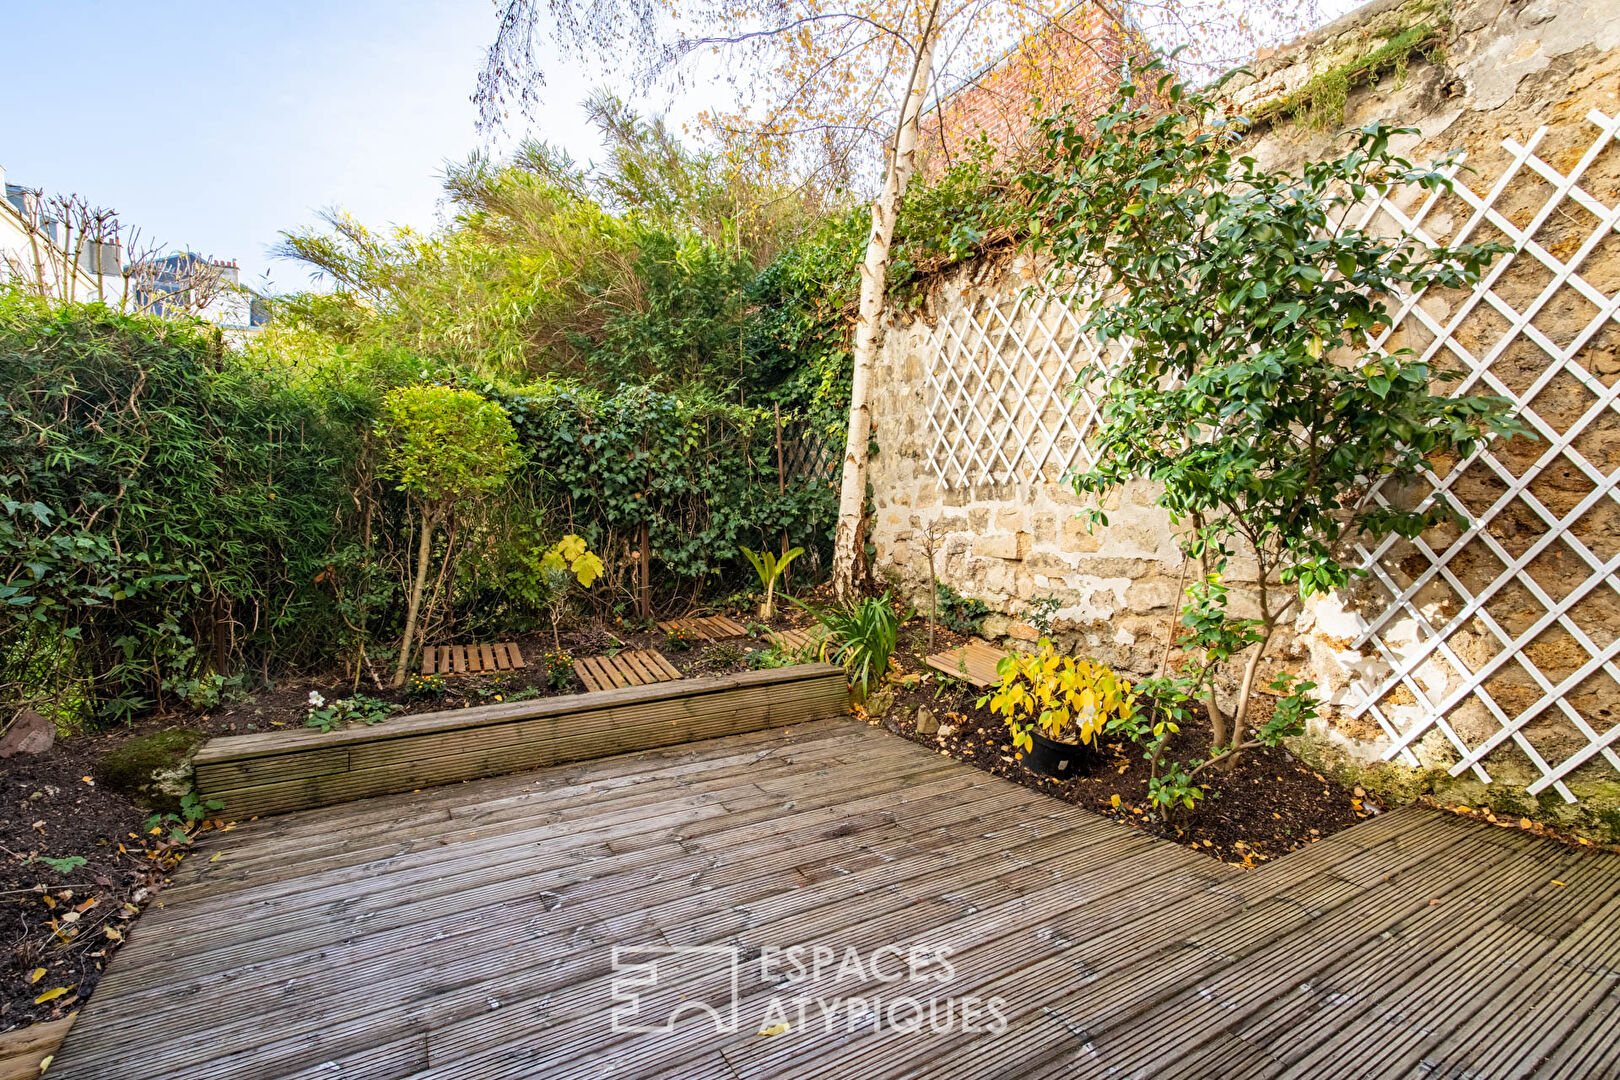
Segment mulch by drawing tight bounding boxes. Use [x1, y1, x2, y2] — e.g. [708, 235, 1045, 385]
[0, 738, 173, 1032]
[877, 622, 1375, 866]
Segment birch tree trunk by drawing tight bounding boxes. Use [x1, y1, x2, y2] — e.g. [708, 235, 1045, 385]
[830, 0, 944, 602]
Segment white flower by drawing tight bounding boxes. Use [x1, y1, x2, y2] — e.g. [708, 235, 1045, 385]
[308, 691, 326, 708]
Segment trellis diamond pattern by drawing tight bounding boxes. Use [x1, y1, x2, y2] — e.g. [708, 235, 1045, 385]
[925, 279, 1119, 489]
[921, 109, 1620, 803]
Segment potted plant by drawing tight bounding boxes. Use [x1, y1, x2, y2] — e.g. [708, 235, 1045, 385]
[980, 640, 1138, 779]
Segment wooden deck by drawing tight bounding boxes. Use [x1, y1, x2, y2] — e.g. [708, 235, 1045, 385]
[50, 720, 1620, 1079]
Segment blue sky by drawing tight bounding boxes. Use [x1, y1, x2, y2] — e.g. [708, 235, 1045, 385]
[0, 0, 615, 291]
[2, 2, 1364, 295]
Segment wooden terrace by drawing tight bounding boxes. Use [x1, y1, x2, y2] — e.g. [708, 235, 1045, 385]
[42, 673, 1620, 1079]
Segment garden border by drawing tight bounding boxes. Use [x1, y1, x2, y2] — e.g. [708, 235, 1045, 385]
[193, 663, 850, 818]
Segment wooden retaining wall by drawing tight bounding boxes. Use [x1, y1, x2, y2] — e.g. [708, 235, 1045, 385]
[193, 664, 850, 818]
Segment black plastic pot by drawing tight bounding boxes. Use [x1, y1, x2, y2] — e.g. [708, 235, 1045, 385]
[1025, 730, 1099, 780]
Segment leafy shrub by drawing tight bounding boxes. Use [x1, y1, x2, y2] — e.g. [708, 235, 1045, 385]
[1027, 60, 1521, 767]
[981, 641, 1137, 753]
[814, 593, 906, 701]
[664, 624, 697, 651]
[377, 385, 522, 685]
[143, 791, 224, 844]
[0, 297, 360, 723]
[936, 583, 990, 636]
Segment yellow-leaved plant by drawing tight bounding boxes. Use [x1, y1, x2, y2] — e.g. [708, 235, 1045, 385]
[534, 535, 604, 647]
[980, 639, 1138, 755]
[541, 535, 604, 588]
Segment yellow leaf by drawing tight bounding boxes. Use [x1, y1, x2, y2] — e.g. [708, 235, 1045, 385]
[28, 968, 45, 984]
[758, 1023, 790, 1036]
[1109, 794, 1121, 809]
[573, 550, 604, 588]
[34, 987, 69, 1004]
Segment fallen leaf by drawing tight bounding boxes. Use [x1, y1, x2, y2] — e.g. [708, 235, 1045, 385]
[1109, 794, 1121, 809]
[27, 968, 44, 984]
[1552, 880, 1566, 887]
[34, 987, 69, 1004]
[758, 1023, 790, 1036]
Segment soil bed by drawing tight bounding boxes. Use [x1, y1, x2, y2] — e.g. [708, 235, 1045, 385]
[877, 622, 1377, 865]
[0, 738, 171, 1032]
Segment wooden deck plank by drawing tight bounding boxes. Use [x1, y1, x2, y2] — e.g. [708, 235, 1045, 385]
[47, 728, 1620, 1080]
[0, 1015, 75, 1080]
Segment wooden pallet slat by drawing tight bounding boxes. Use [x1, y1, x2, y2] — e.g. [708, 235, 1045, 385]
[419, 643, 527, 678]
[925, 640, 1009, 689]
[658, 616, 747, 642]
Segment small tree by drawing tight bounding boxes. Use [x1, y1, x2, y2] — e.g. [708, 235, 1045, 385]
[377, 385, 522, 685]
[1025, 65, 1523, 797]
[918, 518, 944, 652]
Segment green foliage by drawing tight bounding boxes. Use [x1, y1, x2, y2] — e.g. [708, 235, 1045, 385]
[1026, 62, 1523, 773]
[811, 592, 907, 700]
[1023, 595, 1063, 636]
[740, 545, 803, 618]
[664, 624, 697, 650]
[935, 583, 991, 636]
[376, 385, 522, 507]
[0, 297, 362, 721]
[482, 383, 836, 610]
[405, 672, 447, 700]
[539, 648, 574, 689]
[143, 790, 225, 844]
[29, 854, 87, 874]
[1249, 21, 1448, 130]
[303, 691, 399, 732]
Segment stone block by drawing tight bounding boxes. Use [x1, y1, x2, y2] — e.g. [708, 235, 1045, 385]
[973, 532, 1030, 561]
[994, 506, 1025, 532]
[1060, 514, 1102, 552]
[1007, 620, 1040, 641]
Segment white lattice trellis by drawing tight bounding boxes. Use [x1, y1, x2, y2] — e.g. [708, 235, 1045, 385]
[1345, 109, 1620, 803]
[921, 110, 1620, 802]
[925, 278, 1117, 488]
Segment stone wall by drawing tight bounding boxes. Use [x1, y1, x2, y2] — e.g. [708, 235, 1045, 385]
[866, 0, 1620, 833]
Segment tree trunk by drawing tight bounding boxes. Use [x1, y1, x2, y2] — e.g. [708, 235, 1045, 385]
[393, 510, 436, 687]
[637, 521, 652, 620]
[830, 0, 944, 602]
